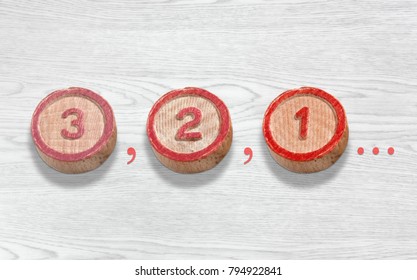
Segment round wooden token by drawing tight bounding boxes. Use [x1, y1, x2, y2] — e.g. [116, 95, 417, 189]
[263, 87, 349, 173]
[147, 87, 233, 173]
[31, 87, 117, 174]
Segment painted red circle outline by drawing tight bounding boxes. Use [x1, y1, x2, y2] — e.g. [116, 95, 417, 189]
[263, 87, 347, 162]
[147, 87, 231, 162]
[31, 87, 115, 162]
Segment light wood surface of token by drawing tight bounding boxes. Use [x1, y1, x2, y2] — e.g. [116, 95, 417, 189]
[147, 87, 232, 173]
[263, 87, 349, 173]
[31, 87, 117, 174]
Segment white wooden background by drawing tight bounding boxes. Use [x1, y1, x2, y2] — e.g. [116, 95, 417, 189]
[1, 0, 417, 260]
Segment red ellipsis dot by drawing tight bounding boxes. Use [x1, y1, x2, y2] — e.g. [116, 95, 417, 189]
[357, 147, 364, 155]
[372, 147, 379, 155]
[388, 147, 395, 155]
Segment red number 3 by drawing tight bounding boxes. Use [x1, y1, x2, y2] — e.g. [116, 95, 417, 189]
[175, 107, 203, 141]
[61, 108, 85, 140]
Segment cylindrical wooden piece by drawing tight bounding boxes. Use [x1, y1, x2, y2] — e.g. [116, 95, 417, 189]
[31, 87, 117, 174]
[263, 87, 348, 173]
[147, 87, 233, 173]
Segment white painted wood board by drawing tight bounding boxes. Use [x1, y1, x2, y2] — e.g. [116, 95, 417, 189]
[0, 0, 417, 259]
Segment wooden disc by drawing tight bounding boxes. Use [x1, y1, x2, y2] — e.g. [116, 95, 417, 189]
[31, 87, 117, 174]
[147, 87, 233, 173]
[263, 87, 348, 173]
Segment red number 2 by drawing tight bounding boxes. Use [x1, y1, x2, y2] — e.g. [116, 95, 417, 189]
[175, 107, 203, 141]
[61, 108, 85, 140]
[295, 106, 309, 140]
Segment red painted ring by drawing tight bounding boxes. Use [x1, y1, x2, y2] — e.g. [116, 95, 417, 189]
[31, 87, 115, 162]
[263, 87, 347, 162]
[147, 87, 231, 162]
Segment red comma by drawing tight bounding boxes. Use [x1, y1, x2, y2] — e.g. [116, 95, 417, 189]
[244, 147, 253, 165]
[127, 147, 136, 164]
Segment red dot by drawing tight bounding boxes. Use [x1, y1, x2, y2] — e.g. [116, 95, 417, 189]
[357, 147, 364, 155]
[373, 147, 379, 155]
[388, 147, 395, 155]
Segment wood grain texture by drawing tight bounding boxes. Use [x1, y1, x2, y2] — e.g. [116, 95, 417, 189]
[147, 87, 232, 173]
[0, 0, 417, 259]
[263, 87, 349, 173]
[31, 87, 117, 174]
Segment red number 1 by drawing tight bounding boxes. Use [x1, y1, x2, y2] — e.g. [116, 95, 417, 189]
[295, 107, 309, 140]
[176, 107, 203, 141]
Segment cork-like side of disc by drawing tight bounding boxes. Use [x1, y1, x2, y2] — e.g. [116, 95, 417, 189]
[31, 87, 117, 174]
[147, 87, 232, 174]
[35, 126, 117, 174]
[268, 125, 348, 173]
[152, 121, 232, 173]
[263, 87, 349, 173]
